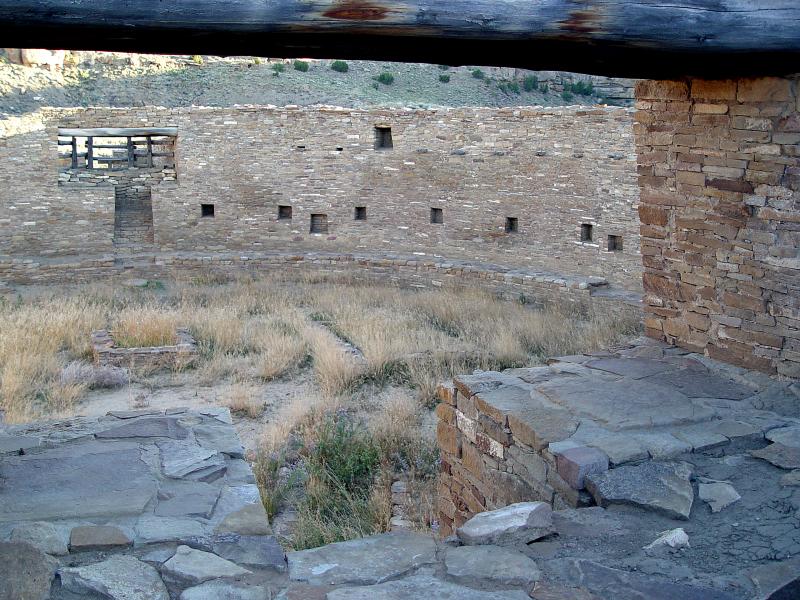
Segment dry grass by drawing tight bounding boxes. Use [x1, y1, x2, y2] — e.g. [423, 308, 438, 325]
[113, 306, 179, 348]
[223, 382, 264, 419]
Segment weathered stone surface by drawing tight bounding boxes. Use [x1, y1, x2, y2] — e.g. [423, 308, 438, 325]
[712, 420, 764, 444]
[445, 544, 541, 587]
[107, 409, 161, 419]
[214, 501, 271, 536]
[69, 525, 133, 551]
[0, 433, 40, 453]
[642, 368, 753, 400]
[547, 558, 737, 600]
[326, 573, 531, 600]
[698, 482, 741, 513]
[180, 580, 270, 600]
[750, 444, 800, 470]
[780, 470, 800, 486]
[585, 434, 649, 466]
[212, 533, 286, 571]
[158, 440, 225, 480]
[585, 461, 694, 520]
[584, 357, 674, 379]
[287, 531, 436, 586]
[161, 545, 250, 586]
[95, 416, 189, 439]
[457, 502, 554, 546]
[10, 521, 68, 555]
[0, 541, 56, 600]
[555, 446, 609, 489]
[134, 515, 208, 545]
[537, 376, 713, 430]
[634, 432, 692, 459]
[0, 442, 157, 522]
[155, 480, 220, 518]
[672, 427, 730, 452]
[210, 485, 263, 525]
[766, 425, 800, 448]
[58, 555, 168, 600]
[747, 556, 800, 600]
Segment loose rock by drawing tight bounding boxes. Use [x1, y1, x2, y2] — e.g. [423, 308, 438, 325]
[698, 482, 741, 513]
[445, 544, 541, 587]
[0, 541, 56, 600]
[10, 521, 68, 556]
[58, 555, 168, 600]
[457, 501, 554, 546]
[161, 545, 250, 586]
[643, 528, 690, 551]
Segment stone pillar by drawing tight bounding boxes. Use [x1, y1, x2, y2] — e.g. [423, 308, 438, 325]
[635, 76, 800, 377]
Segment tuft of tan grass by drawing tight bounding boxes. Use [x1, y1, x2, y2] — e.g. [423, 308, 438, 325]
[113, 307, 179, 348]
[302, 326, 363, 398]
[223, 382, 264, 419]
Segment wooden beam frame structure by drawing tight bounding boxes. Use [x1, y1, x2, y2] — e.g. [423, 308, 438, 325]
[2, 1, 800, 78]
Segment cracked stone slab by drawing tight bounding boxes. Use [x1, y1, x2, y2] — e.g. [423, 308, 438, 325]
[633, 432, 693, 459]
[180, 580, 271, 600]
[641, 368, 754, 400]
[0, 441, 157, 522]
[214, 502, 272, 536]
[58, 555, 168, 600]
[445, 545, 541, 587]
[287, 531, 436, 586]
[750, 443, 800, 470]
[536, 376, 714, 431]
[326, 573, 531, 600]
[155, 481, 220, 519]
[193, 423, 244, 458]
[157, 440, 226, 480]
[134, 515, 208, 545]
[584, 357, 677, 380]
[671, 427, 730, 452]
[161, 545, 250, 587]
[585, 461, 694, 520]
[95, 416, 189, 440]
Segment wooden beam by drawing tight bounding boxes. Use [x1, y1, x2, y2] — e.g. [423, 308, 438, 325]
[3, 1, 800, 78]
[57, 127, 178, 137]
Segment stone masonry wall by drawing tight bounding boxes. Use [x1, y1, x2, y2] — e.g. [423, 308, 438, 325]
[636, 76, 800, 377]
[0, 105, 641, 289]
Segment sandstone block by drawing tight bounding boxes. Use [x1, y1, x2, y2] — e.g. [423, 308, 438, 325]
[555, 446, 609, 490]
[457, 501, 554, 546]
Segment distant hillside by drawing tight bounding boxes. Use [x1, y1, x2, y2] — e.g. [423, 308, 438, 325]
[0, 52, 635, 115]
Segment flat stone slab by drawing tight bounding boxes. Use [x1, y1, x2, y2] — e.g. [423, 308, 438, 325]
[0, 433, 40, 453]
[585, 461, 694, 520]
[214, 502, 271, 536]
[0, 541, 57, 600]
[69, 525, 133, 551]
[457, 502, 553, 546]
[157, 440, 226, 480]
[445, 545, 541, 587]
[155, 480, 220, 518]
[95, 416, 189, 439]
[0, 441, 158, 522]
[134, 515, 208, 545]
[766, 425, 800, 448]
[536, 376, 714, 431]
[326, 573, 531, 600]
[212, 533, 286, 571]
[641, 368, 754, 400]
[162, 545, 250, 587]
[584, 357, 676, 379]
[58, 555, 168, 600]
[287, 531, 436, 586]
[750, 443, 800, 470]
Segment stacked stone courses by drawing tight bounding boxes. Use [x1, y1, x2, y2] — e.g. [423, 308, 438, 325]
[0, 105, 641, 289]
[635, 76, 800, 377]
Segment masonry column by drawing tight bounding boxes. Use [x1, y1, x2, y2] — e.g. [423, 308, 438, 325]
[635, 76, 800, 377]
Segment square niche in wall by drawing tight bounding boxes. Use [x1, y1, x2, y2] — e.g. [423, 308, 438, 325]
[278, 205, 292, 220]
[505, 217, 519, 233]
[608, 234, 623, 252]
[581, 223, 593, 242]
[354, 206, 367, 221]
[430, 207, 443, 224]
[201, 203, 215, 218]
[310, 214, 329, 234]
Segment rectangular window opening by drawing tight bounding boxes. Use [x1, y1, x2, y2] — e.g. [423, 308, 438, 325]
[278, 205, 292, 220]
[310, 213, 329, 234]
[374, 126, 393, 150]
[608, 234, 623, 252]
[505, 217, 519, 233]
[430, 207, 443, 224]
[201, 203, 215, 218]
[581, 223, 593, 242]
[354, 206, 367, 221]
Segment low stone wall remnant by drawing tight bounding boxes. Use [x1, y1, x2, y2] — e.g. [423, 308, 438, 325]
[92, 328, 198, 370]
